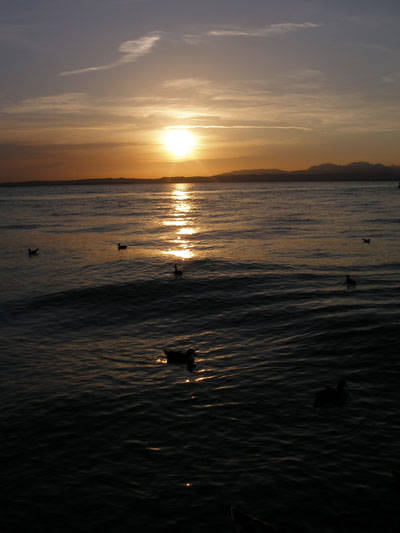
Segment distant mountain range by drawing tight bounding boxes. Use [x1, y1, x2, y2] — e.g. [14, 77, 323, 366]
[1, 162, 400, 186]
[213, 161, 400, 179]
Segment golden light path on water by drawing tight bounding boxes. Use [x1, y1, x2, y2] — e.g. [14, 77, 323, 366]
[162, 184, 196, 260]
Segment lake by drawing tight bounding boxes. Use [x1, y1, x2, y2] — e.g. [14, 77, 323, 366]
[1, 181, 399, 532]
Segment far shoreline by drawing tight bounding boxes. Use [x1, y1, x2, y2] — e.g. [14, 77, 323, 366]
[1, 162, 399, 187]
[1, 174, 399, 187]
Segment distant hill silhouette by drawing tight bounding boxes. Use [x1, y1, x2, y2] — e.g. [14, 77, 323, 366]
[218, 168, 288, 176]
[300, 161, 400, 175]
[211, 161, 400, 182]
[1, 162, 399, 186]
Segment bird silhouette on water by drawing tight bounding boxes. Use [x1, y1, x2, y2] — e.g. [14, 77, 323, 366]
[362, 238, 370, 244]
[314, 378, 348, 408]
[163, 348, 196, 372]
[117, 243, 127, 250]
[174, 264, 183, 277]
[345, 275, 356, 289]
[28, 248, 39, 256]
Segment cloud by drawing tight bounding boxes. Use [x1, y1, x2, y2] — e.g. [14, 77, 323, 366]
[60, 31, 162, 76]
[206, 22, 320, 38]
[165, 124, 312, 131]
[163, 78, 211, 90]
[4, 70, 398, 143]
[382, 72, 400, 83]
[3, 93, 88, 113]
[0, 24, 33, 47]
[160, 72, 326, 106]
[0, 141, 135, 157]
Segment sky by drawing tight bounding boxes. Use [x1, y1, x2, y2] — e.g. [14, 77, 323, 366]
[1, 0, 400, 181]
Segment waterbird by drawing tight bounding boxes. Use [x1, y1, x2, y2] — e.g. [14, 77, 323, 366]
[314, 378, 348, 408]
[362, 238, 371, 243]
[345, 275, 356, 289]
[174, 264, 183, 277]
[163, 348, 196, 372]
[230, 506, 277, 533]
[28, 248, 39, 256]
[117, 243, 127, 250]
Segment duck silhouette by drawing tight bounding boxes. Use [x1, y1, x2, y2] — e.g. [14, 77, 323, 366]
[345, 275, 356, 289]
[117, 243, 127, 250]
[28, 248, 39, 256]
[362, 238, 370, 244]
[163, 348, 196, 372]
[174, 264, 183, 277]
[314, 378, 348, 408]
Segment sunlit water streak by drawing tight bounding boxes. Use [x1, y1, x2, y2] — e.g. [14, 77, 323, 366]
[1, 181, 400, 532]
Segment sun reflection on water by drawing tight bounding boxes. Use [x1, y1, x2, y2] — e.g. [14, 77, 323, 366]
[164, 248, 194, 259]
[173, 188, 189, 200]
[162, 184, 197, 260]
[175, 201, 191, 213]
[163, 218, 188, 227]
[178, 227, 195, 235]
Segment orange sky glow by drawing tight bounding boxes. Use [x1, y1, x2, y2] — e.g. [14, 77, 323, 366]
[1, 1, 400, 181]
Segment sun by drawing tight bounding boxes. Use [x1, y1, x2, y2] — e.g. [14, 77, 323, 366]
[164, 129, 197, 158]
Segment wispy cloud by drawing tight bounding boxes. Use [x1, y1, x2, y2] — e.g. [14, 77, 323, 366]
[382, 72, 400, 83]
[60, 31, 162, 76]
[206, 22, 320, 38]
[183, 22, 320, 44]
[4, 70, 399, 142]
[0, 24, 32, 46]
[3, 93, 88, 113]
[163, 78, 211, 90]
[160, 72, 326, 105]
[166, 124, 312, 131]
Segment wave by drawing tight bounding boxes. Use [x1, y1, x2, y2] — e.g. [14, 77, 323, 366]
[3, 263, 399, 345]
[0, 224, 41, 230]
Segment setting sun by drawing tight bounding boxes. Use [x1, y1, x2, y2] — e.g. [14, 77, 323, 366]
[164, 129, 197, 158]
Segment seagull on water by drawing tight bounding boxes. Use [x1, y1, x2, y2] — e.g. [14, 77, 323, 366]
[163, 348, 196, 372]
[174, 264, 183, 277]
[345, 275, 356, 289]
[314, 378, 349, 408]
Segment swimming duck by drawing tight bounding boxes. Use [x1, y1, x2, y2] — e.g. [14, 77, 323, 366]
[174, 264, 183, 277]
[362, 238, 371, 244]
[118, 243, 127, 250]
[28, 248, 39, 256]
[314, 378, 348, 408]
[345, 275, 356, 289]
[163, 348, 196, 372]
[230, 506, 277, 533]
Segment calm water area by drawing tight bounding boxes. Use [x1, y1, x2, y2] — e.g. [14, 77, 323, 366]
[0, 181, 399, 532]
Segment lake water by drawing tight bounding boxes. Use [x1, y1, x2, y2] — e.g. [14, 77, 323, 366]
[1, 181, 399, 532]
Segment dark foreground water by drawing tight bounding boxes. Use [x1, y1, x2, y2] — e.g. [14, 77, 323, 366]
[1, 181, 400, 532]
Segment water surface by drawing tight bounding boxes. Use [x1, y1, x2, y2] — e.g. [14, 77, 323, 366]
[1, 181, 399, 532]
